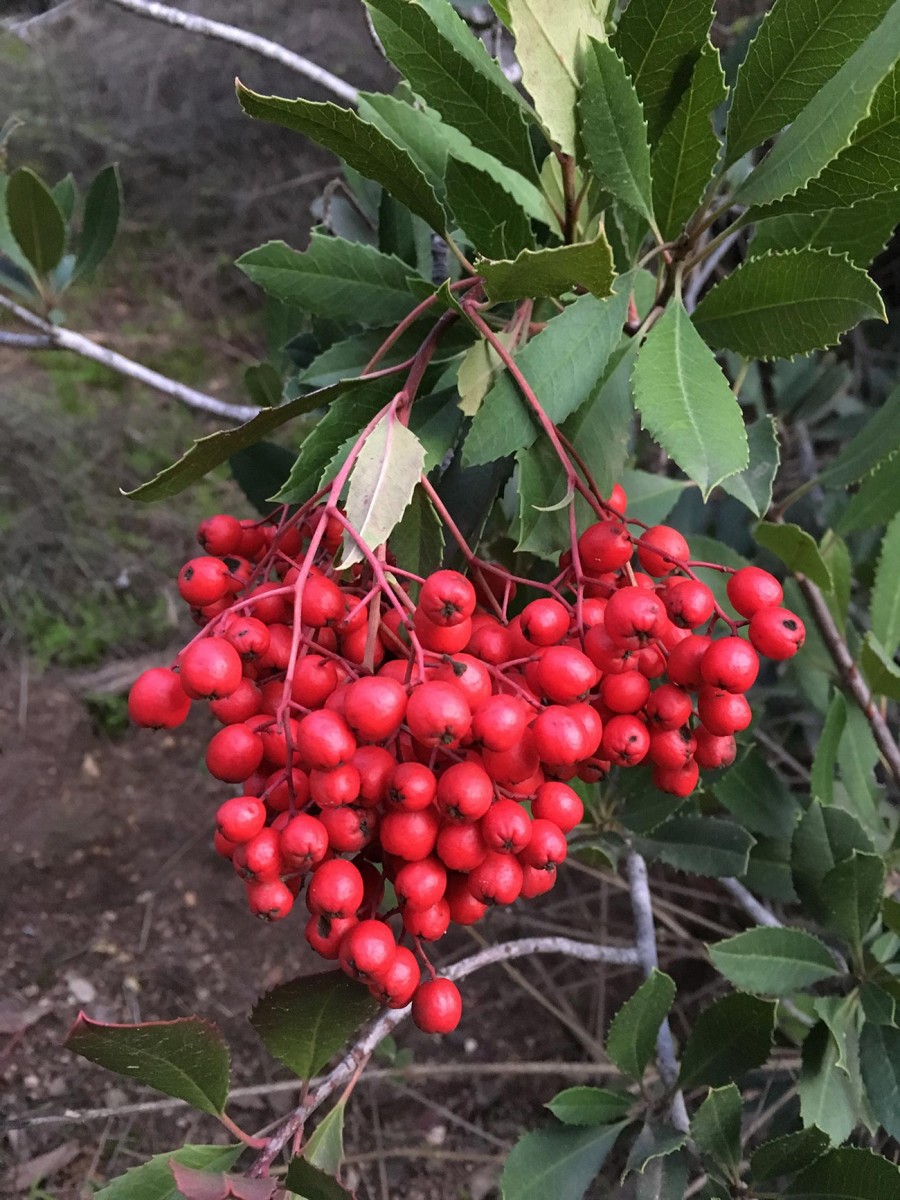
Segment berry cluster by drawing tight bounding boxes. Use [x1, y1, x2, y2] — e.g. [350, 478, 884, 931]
[128, 492, 804, 1033]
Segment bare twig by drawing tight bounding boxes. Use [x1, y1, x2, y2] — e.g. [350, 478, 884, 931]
[626, 852, 690, 1132]
[0, 293, 259, 422]
[720, 878, 782, 928]
[101, 0, 359, 105]
[0, 331, 54, 349]
[683, 227, 743, 312]
[3, 0, 80, 38]
[797, 573, 900, 785]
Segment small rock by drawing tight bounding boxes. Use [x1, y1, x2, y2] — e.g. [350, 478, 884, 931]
[64, 973, 96, 1005]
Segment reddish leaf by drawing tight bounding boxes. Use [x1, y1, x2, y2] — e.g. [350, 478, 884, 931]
[168, 1162, 278, 1200]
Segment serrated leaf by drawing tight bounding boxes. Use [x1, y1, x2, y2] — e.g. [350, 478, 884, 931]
[625, 1123, 688, 1176]
[126, 377, 391, 503]
[786, 1147, 900, 1197]
[546, 1086, 633, 1126]
[479, 229, 615, 303]
[236, 234, 429, 327]
[444, 155, 535, 258]
[74, 163, 121, 279]
[614, 0, 714, 144]
[464, 279, 632, 466]
[500, 1122, 627, 1200]
[753, 521, 833, 589]
[580, 40, 656, 225]
[859, 1022, 900, 1141]
[284, 1157, 351, 1200]
[6, 165, 65, 275]
[457, 334, 509, 416]
[691, 1084, 742, 1181]
[750, 192, 900, 266]
[735, 3, 900, 209]
[66, 1015, 229, 1116]
[693, 250, 885, 360]
[166, 1163, 275, 1200]
[364, 0, 536, 180]
[726, 0, 894, 166]
[679, 993, 776, 1088]
[250, 971, 378, 1080]
[861, 632, 900, 700]
[388, 487, 445, 586]
[651, 41, 726, 241]
[95, 1146, 243, 1200]
[632, 299, 749, 498]
[634, 1150, 690, 1199]
[566, 340, 639, 499]
[618, 468, 689, 525]
[229, 442, 296, 515]
[51, 173, 77, 222]
[745, 836, 799, 904]
[819, 382, 900, 488]
[606, 969, 676, 1079]
[708, 927, 839, 995]
[798, 1004, 863, 1145]
[820, 529, 852, 634]
[860, 981, 896, 1024]
[304, 1098, 347, 1174]
[823, 850, 885, 944]
[236, 83, 445, 232]
[750, 1127, 830, 1183]
[713, 749, 801, 840]
[836, 701, 883, 828]
[719, 416, 780, 517]
[505, 0, 610, 154]
[871, 510, 900, 654]
[811, 691, 849, 803]
[244, 362, 283, 409]
[838, 448, 900, 532]
[340, 411, 425, 566]
[636, 816, 755, 878]
[791, 799, 874, 923]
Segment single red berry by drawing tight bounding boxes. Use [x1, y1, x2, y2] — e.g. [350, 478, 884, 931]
[648, 726, 697, 769]
[466, 617, 514, 664]
[694, 728, 737, 769]
[536, 646, 598, 703]
[180, 637, 243, 700]
[436, 820, 488, 872]
[727, 566, 783, 618]
[666, 634, 712, 691]
[601, 714, 650, 767]
[280, 813, 329, 871]
[297, 574, 344, 627]
[319, 805, 376, 854]
[233, 827, 283, 882]
[128, 667, 191, 729]
[216, 795, 266, 844]
[519, 818, 567, 870]
[604, 587, 667, 646]
[388, 762, 438, 811]
[305, 913, 357, 959]
[413, 609, 472, 653]
[584, 625, 639, 674]
[607, 483, 627, 513]
[310, 764, 362, 808]
[380, 806, 441, 861]
[198, 513, 243, 556]
[436, 761, 494, 822]
[472, 695, 529, 752]
[206, 723, 265, 783]
[412, 978, 462, 1034]
[402, 897, 451, 940]
[209, 677, 262, 725]
[644, 684, 693, 730]
[578, 521, 633, 572]
[467, 851, 523, 905]
[395, 856, 447, 910]
[664, 579, 716, 629]
[520, 863, 558, 897]
[297, 710, 357, 769]
[482, 731, 541, 785]
[223, 616, 270, 661]
[343, 675, 408, 742]
[434, 654, 492, 713]
[599, 671, 651, 714]
[177, 556, 232, 607]
[246, 581, 290, 624]
[520, 598, 570, 646]
[697, 688, 752, 736]
[419, 570, 476, 627]
[637, 525, 689, 577]
[532, 706, 590, 766]
[256, 623, 292, 671]
[652, 758, 700, 797]
[307, 858, 364, 918]
[370, 945, 420, 1008]
[701, 637, 760, 693]
[259, 716, 302, 767]
[406, 681, 472, 748]
[352, 745, 396, 806]
[532, 782, 583, 833]
[291, 654, 339, 708]
[445, 871, 488, 925]
[748, 607, 806, 660]
[339, 919, 397, 984]
[246, 879, 294, 921]
[480, 799, 532, 855]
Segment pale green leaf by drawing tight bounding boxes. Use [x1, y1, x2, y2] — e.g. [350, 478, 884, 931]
[798, 1012, 862, 1145]
[692, 250, 885, 360]
[500, 1122, 627, 1200]
[614, 0, 715, 144]
[708, 926, 839, 995]
[750, 192, 900, 266]
[580, 39, 656, 225]
[236, 82, 446, 231]
[444, 155, 535, 259]
[341, 412, 426, 567]
[820, 530, 852, 634]
[304, 1097, 347, 1174]
[631, 298, 749, 498]
[505, 0, 609, 153]
[618, 468, 688, 525]
[727, 0, 894, 164]
[606, 970, 676, 1078]
[651, 41, 726, 241]
[479, 228, 615, 302]
[871, 511, 900, 655]
[457, 335, 509, 416]
[691, 1085, 742, 1180]
[719, 416, 780, 516]
[545, 1087, 633, 1126]
[753, 521, 833, 590]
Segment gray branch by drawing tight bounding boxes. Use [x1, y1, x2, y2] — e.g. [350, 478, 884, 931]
[721, 877, 782, 928]
[101, 0, 359, 105]
[0, 293, 259, 422]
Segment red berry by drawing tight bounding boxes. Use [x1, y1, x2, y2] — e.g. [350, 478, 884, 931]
[198, 513, 243, 556]
[206, 723, 264, 782]
[436, 761, 494, 822]
[291, 655, 339, 708]
[694, 728, 737, 769]
[697, 688, 752, 736]
[180, 637, 243, 700]
[532, 706, 589, 765]
[419, 570, 476, 627]
[296, 710, 356, 769]
[637, 525, 689, 577]
[652, 758, 700, 797]
[480, 799, 532, 854]
[305, 913, 357, 959]
[648, 726, 697, 769]
[380, 806, 441, 861]
[584, 625, 639, 674]
[406, 682, 472, 748]
[308, 859, 364, 918]
[298, 574, 344, 627]
[482, 731, 540, 785]
[388, 762, 437, 811]
[467, 851, 523, 905]
[280, 814, 329, 871]
[128, 667, 191, 728]
[536, 646, 598, 703]
[436, 820, 488, 872]
[412, 978, 462, 1034]
[216, 795, 266, 844]
[604, 587, 667, 646]
[664, 579, 716, 629]
[246, 879, 294, 921]
[520, 863, 558, 897]
[402, 898, 451, 940]
[520, 598, 570, 646]
[472, 695, 529, 752]
[701, 637, 759, 693]
[748, 607, 806, 660]
[352, 745, 396, 806]
[466, 617, 514, 664]
[600, 714, 650, 767]
[666, 634, 711, 690]
[727, 566, 783, 618]
[578, 521, 633, 572]
[339, 919, 396, 983]
[395, 857, 447, 910]
[599, 671, 651, 714]
[445, 872, 488, 925]
[233, 828, 282, 882]
[209, 677, 262, 725]
[223, 616, 270, 661]
[413, 609, 472, 653]
[319, 805, 376, 853]
[309, 764, 362, 808]
[532, 782, 583, 833]
[370, 945, 420, 1008]
[344, 681, 406, 743]
[519, 819, 567, 870]
[178, 556, 232, 607]
[434, 655, 492, 713]
[644, 684, 693, 730]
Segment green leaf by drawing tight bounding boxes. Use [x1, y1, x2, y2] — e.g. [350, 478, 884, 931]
[304, 1098, 347, 1174]
[464, 280, 632, 466]
[861, 632, 900, 700]
[820, 382, 900, 488]
[693, 250, 885, 361]
[126, 377, 391, 503]
[51, 173, 77, 222]
[750, 192, 900, 267]
[860, 981, 896, 1025]
[457, 335, 509, 416]
[444, 155, 535, 258]
[606, 969, 676, 1079]
[244, 362, 283, 409]
[408, 387, 463, 473]
[791, 800, 875, 924]
[74, 163, 121, 279]
[786, 1147, 900, 1198]
[340, 412, 425, 567]
[708, 927, 839, 995]
[750, 1127, 831, 1183]
[625, 1123, 688, 1176]
[753, 521, 833, 589]
[799, 1002, 864, 1145]
[637, 816, 755, 878]
[6, 165, 65, 276]
[94, 1145, 243, 1200]
[691, 1084, 742, 1181]
[823, 850, 885, 944]
[838, 448, 900, 533]
[580, 39, 656, 226]
[679, 993, 776, 1088]
[364, 0, 536, 180]
[546, 1086, 633, 1126]
[614, 0, 714, 144]
[565, 341, 640, 501]
[836, 697, 884, 827]
[236, 82, 445, 232]
[634, 1151, 690, 1199]
[651, 41, 726, 241]
[811, 691, 849, 803]
[250, 970, 379, 1080]
[388, 487, 445, 587]
[515, 439, 581, 560]
[820, 530, 852, 634]
[726, 0, 894, 165]
[713, 749, 801, 841]
[285, 1157, 352, 1200]
[631, 298, 749, 499]
[618, 468, 689, 525]
[0, 174, 37, 281]
[859, 1022, 900, 1140]
[65, 1015, 229, 1116]
[735, 3, 900, 208]
[500, 1122, 627, 1200]
[871, 510, 900, 655]
[504, 0, 610, 154]
[236, 234, 429, 327]
[745, 836, 799, 904]
[479, 230, 615, 303]
[229, 442, 296, 515]
[718, 416, 779, 517]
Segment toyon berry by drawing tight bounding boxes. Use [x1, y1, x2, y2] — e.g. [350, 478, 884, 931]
[129, 497, 805, 1021]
